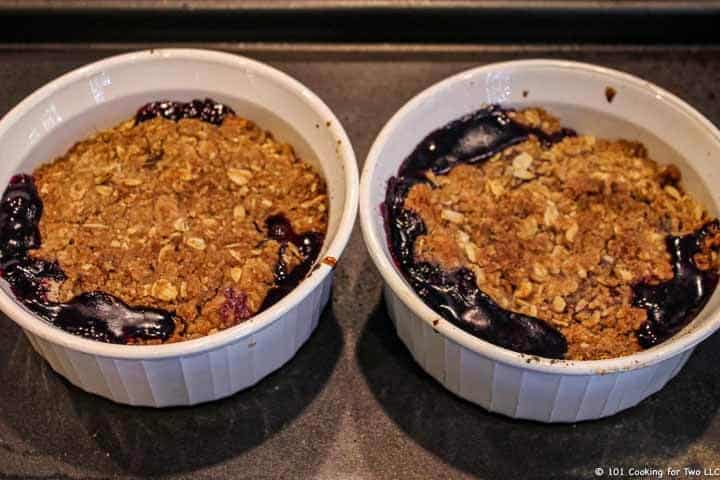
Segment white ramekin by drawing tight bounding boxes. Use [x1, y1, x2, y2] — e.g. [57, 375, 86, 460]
[360, 59, 720, 422]
[0, 49, 358, 407]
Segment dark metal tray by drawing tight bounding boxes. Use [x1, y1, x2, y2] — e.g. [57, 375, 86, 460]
[1, 1, 720, 43]
[0, 43, 719, 479]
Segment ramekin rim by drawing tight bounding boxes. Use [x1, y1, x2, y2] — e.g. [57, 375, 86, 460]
[360, 58, 720, 376]
[0, 48, 359, 359]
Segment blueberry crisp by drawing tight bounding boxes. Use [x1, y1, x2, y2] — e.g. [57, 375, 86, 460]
[0, 99, 328, 344]
[385, 105, 720, 360]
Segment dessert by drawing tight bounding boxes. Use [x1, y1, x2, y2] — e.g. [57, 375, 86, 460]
[385, 105, 720, 361]
[0, 99, 328, 344]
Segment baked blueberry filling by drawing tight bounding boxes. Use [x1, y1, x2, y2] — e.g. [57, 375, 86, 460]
[384, 105, 719, 359]
[135, 98, 235, 125]
[634, 220, 719, 348]
[261, 214, 324, 310]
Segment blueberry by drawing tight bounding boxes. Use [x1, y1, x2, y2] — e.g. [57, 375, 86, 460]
[135, 98, 235, 125]
[219, 288, 252, 325]
[0, 177, 43, 256]
[266, 214, 293, 241]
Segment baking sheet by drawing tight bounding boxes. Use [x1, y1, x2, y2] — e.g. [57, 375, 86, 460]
[0, 43, 719, 479]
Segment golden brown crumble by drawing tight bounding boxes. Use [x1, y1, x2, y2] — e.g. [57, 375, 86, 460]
[404, 108, 719, 360]
[32, 115, 328, 342]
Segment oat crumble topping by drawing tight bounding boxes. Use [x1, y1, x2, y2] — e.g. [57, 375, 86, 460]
[403, 108, 720, 360]
[31, 115, 328, 342]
